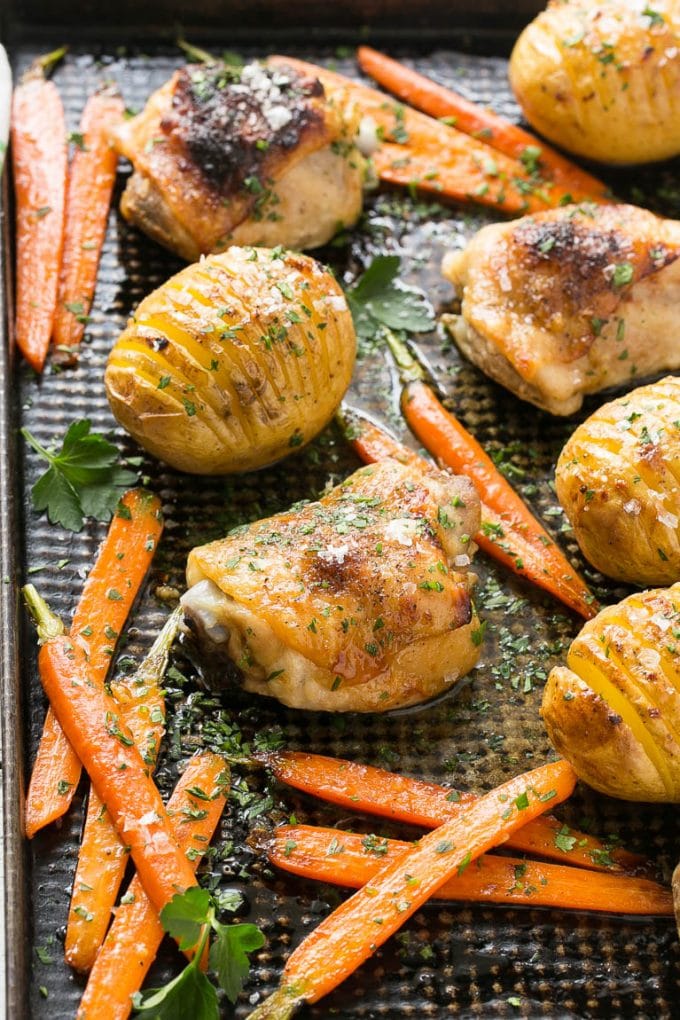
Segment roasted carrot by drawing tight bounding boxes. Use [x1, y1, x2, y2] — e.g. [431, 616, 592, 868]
[263, 751, 645, 875]
[357, 46, 610, 202]
[336, 405, 422, 470]
[247, 760, 576, 1019]
[52, 85, 124, 354]
[373, 144, 578, 215]
[25, 489, 163, 837]
[77, 752, 229, 1020]
[23, 586, 198, 926]
[268, 56, 580, 216]
[65, 607, 182, 972]
[338, 405, 597, 619]
[381, 331, 597, 618]
[270, 825, 673, 916]
[11, 47, 68, 372]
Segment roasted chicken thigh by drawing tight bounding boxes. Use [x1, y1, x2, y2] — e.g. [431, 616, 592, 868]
[442, 204, 680, 415]
[113, 60, 365, 260]
[182, 458, 481, 713]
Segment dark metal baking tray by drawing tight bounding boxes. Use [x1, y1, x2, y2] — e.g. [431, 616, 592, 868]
[2, 6, 680, 1018]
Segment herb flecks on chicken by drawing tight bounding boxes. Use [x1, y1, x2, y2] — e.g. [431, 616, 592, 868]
[182, 458, 481, 713]
[443, 203, 680, 415]
[113, 60, 364, 260]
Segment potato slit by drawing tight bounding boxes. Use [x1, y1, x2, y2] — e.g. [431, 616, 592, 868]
[569, 650, 677, 799]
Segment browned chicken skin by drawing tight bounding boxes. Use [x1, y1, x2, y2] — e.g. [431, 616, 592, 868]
[442, 203, 680, 415]
[181, 458, 481, 713]
[113, 61, 365, 260]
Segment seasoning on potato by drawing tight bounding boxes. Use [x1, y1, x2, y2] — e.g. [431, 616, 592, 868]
[509, 0, 680, 165]
[105, 246, 356, 474]
[555, 376, 680, 586]
[542, 583, 680, 802]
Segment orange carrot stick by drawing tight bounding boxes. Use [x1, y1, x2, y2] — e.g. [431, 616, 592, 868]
[373, 144, 577, 215]
[270, 825, 673, 916]
[336, 406, 422, 470]
[24, 586, 199, 925]
[25, 489, 163, 837]
[338, 405, 597, 619]
[268, 56, 580, 216]
[247, 760, 577, 1018]
[65, 608, 182, 972]
[77, 752, 229, 1020]
[53, 86, 124, 354]
[11, 48, 68, 372]
[379, 332, 597, 618]
[357, 46, 610, 201]
[264, 751, 645, 875]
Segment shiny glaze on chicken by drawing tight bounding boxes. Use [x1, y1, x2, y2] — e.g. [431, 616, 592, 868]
[113, 60, 364, 260]
[443, 203, 680, 415]
[182, 458, 481, 712]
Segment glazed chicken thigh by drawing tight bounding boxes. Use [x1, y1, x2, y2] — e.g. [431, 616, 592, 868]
[182, 458, 481, 713]
[113, 60, 365, 260]
[442, 204, 680, 415]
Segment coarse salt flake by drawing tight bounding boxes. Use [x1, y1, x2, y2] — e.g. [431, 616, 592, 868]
[384, 518, 418, 546]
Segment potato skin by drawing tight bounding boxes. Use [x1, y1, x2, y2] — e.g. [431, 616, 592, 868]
[509, 1, 680, 165]
[555, 377, 680, 585]
[105, 247, 356, 474]
[542, 584, 680, 802]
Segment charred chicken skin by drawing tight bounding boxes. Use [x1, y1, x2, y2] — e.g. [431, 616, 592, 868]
[442, 203, 680, 416]
[113, 60, 365, 260]
[182, 458, 481, 713]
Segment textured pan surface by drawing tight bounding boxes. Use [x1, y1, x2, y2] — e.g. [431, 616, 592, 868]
[6, 43, 680, 1020]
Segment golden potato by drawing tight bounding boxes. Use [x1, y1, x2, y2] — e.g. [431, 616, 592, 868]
[105, 247, 356, 474]
[509, 1, 680, 165]
[542, 584, 680, 801]
[555, 377, 680, 585]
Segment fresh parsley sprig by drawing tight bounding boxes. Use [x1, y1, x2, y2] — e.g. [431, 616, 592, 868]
[21, 419, 138, 532]
[133, 887, 264, 1019]
[345, 254, 435, 350]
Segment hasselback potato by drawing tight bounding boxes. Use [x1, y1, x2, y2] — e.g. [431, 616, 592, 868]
[555, 377, 680, 585]
[509, 1, 680, 165]
[105, 246, 356, 474]
[542, 584, 680, 802]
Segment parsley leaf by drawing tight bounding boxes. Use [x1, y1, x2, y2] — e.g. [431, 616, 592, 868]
[134, 964, 218, 1019]
[209, 921, 265, 1003]
[133, 887, 265, 1019]
[346, 255, 435, 342]
[22, 420, 137, 533]
[161, 886, 211, 950]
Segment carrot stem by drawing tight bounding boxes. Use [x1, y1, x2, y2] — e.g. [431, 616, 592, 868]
[53, 86, 125, 354]
[65, 608, 182, 972]
[247, 760, 576, 1017]
[11, 53, 68, 372]
[176, 37, 218, 64]
[270, 825, 673, 916]
[34, 46, 68, 77]
[264, 750, 645, 875]
[380, 330, 597, 619]
[24, 586, 199, 927]
[356, 46, 610, 201]
[77, 753, 229, 1020]
[25, 489, 163, 838]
